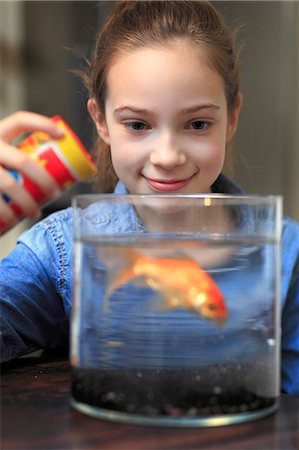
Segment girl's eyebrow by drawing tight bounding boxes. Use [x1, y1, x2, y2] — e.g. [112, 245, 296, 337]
[113, 106, 153, 116]
[113, 104, 220, 116]
[180, 104, 221, 114]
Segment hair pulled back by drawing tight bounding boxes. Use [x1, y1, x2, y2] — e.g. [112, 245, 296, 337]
[84, 0, 240, 192]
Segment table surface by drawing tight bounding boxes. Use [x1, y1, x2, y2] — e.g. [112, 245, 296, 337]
[1, 350, 299, 450]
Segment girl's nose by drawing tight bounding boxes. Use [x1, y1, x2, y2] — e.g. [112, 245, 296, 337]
[149, 137, 186, 169]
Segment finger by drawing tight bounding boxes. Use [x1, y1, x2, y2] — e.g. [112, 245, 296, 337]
[0, 196, 20, 230]
[0, 111, 64, 143]
[0, 141, 61, 199]
[0, 166, 42, 221]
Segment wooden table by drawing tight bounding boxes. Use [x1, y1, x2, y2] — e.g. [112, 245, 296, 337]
[1, 350, 299, 450]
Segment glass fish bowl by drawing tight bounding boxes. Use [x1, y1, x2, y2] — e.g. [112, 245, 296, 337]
[70, 194, 282, 427]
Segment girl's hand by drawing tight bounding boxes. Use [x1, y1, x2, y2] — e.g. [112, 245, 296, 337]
[0, 111, 63, 229]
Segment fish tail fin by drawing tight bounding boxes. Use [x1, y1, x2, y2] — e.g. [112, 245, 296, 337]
[107, 266, 136, 296]
[100, 246, 139, 267]
[102, 248, 141, 309]
[103, 266, 136, 311]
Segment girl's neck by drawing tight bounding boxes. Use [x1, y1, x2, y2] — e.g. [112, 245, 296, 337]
[136, 200, 235, 235]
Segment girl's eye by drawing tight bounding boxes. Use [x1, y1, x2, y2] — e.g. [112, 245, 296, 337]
[188, 120, 210, 131]
[124, 121, 149, 132]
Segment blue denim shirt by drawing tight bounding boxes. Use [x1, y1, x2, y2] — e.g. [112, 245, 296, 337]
[0, 175, 298, 395]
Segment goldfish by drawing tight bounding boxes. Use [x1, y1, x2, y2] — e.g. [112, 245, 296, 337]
[104, 249, 227, 326]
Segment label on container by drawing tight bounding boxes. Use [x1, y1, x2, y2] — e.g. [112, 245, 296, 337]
[0, 116, 96, 234]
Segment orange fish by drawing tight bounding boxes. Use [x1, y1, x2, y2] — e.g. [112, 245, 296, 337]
[104, 250, 227, 326]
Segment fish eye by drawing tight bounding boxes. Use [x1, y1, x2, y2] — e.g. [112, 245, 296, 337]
[207, 302, 217, 311]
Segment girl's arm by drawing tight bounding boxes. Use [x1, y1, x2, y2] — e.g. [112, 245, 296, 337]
[0, 111, 63, 229]
[0, 216, 71, 362]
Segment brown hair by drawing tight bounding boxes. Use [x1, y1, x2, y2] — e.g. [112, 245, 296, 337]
[83, 0, 241, 192]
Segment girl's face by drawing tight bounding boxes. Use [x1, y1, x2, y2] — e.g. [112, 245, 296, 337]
[89, 42, 241, 195]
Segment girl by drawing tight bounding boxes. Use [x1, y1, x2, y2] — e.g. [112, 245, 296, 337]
[0, 1, 298, 395]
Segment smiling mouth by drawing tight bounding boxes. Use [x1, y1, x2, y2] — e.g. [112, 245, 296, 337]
[143, 174, 196, 192]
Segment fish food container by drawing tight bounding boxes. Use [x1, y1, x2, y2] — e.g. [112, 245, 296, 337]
[71, 194, 282, 427]
[0, 116, 96, 234]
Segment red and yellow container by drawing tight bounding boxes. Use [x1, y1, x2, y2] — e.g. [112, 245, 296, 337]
[0, 116, 96, 234]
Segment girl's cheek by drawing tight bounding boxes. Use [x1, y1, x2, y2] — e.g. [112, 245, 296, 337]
[190, 140, 224, 161]
[198, 147, 226, 171]
[112, 150, 140, 172]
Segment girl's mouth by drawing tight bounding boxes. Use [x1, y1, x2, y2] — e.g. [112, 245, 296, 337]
[143, 174, 196, 192]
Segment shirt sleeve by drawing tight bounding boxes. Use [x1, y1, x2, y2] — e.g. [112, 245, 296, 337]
[281, 256, 299, 395]
[0, 223, 69, 362]
[280, 218, 299, 395]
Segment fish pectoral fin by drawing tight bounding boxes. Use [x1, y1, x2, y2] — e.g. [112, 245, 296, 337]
[148, 293, 180, 313]
[145, 277, 160, 291]
[163, 296, 181, 309]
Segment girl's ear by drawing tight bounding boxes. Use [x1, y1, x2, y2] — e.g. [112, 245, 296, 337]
[87, 98, 110, 145]
[226, 92, 243, 143]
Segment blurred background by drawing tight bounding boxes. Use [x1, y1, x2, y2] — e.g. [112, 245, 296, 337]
[0, 0, 299, 256]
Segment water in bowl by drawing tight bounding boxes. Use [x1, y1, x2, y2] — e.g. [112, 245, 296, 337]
[71, 235, 279, 426]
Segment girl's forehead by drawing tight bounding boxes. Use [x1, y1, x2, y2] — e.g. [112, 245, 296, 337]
[106, 39, 218, 84]
[104, 40, 227, 110]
